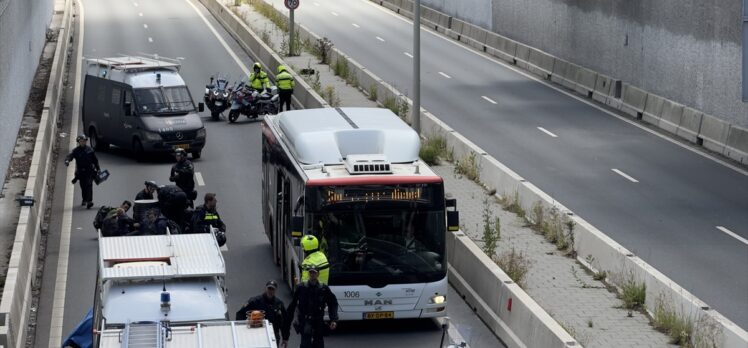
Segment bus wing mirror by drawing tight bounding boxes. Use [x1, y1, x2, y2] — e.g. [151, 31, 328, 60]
[446, 198, 457, 208]
[198, 102, 205, 112]
[291, 216, 304, 238]
[447, 211, 460, 232]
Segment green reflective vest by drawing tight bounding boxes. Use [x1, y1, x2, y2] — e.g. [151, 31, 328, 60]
[249, 71, 269, 90]
[276, 71, 295, 90]
[301, 250, 330, 285]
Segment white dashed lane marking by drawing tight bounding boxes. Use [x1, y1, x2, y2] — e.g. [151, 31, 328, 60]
[438, 72, 451, 79]
[537, 127, 558, 138]
[716, 226, 748, 246]
[611, 169, 639, 183]
[481, 96, 497, 104]
[195, 172, 205, 186]
[376, 36, 385, 42]
[404, 52, 413, 58]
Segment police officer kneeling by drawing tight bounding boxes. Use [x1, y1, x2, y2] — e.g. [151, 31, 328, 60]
[283, 265, 338, 348]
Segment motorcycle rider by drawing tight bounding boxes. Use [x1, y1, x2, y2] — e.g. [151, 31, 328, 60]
[135, 180, 158, 200]
[169, 148, 196, 206]
[276, 65, 295, 112]
[249, 62, 270, 92]
[64, 135, 100, 209]
[283, 265, 339, 348]
[300, 235, 329, 285]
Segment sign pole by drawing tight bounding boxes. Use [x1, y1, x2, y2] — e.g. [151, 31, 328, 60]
[412, 0, 421, 134]
[289, 9, 295, 56]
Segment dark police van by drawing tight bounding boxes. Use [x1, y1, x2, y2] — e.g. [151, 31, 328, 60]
[83, 56, 206, 159]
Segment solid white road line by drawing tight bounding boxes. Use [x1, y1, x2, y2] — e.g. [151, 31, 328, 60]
[48, 0, 85, 346]
[537, 127, 558, 138]
[404, 52, 413, 58]
[352, 23, 360, 28]
[143, 24, 148, 29]
[148, 37, 153, 42]
[184, 0, 250, 75]
[716, 226, 748, 246]
[611, 168, 639, 183]
[331, 11, 338, 16]
[361, 0, 748, 178]
[481, 95, 497, 104]
[376, 36, 385, 42]
[195, 172, 205, 186]
[438, 71, 451, 79]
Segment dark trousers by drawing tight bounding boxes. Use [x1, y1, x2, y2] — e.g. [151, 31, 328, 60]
[279, 89, 293, 112]
[299, 331, 324, 348]
[78, 173, 94, 203]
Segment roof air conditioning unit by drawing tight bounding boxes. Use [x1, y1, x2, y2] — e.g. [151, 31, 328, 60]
[344, 154, 392, 175]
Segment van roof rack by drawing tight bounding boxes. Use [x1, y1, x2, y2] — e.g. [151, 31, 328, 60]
[85, 54, 181, 73]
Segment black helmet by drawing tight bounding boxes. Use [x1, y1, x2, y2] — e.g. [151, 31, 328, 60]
[144, 180, 158, 188]
[76, 134, 88, 141]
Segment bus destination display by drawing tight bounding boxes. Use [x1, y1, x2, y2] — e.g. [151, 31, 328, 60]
[322, 186, 429, 204]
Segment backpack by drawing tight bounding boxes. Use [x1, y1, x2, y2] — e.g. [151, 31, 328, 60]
[93, 206, 115, 230]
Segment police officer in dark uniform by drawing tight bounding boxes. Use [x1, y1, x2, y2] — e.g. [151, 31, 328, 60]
[283, 266, 339, 348]
[236, 280, 288, 344]
[135, 180, 158, 200]
[65, 135, 100, 209]
[169, 148, 196, 207]
[190, 193, 226, 246]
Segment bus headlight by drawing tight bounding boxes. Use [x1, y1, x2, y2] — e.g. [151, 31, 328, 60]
[429, 295, 446, 304]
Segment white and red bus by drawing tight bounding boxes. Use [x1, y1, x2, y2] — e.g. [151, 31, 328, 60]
[261, 107, 459, 321]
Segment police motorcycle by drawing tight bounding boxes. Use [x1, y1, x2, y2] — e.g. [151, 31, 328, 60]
[204, 75, 232, 120]
[227, 82, 280, 123]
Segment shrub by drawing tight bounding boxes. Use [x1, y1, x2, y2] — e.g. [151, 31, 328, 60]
[368, 84, 378, 101]
[322, 85, 340, 107]
[481, 197, 501, 257]
[494, 248, 531, 288]
[620, 273, 646, 310]
[652, 296, 694, 346]
[454, 153, 480, 182]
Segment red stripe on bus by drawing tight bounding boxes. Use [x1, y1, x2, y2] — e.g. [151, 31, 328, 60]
[306, 176, 443, 186]
[104, 257, 171, 263]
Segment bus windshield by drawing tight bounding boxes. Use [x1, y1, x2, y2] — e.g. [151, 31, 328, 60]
[134, 86, 195, 115]
[308, 184, 446, 286]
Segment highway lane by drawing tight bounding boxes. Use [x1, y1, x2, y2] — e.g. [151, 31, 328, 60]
[32, 0, 502, 346]
[266, 0, 748, 328]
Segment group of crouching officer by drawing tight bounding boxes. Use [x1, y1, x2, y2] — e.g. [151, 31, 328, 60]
[96, 180, 227, 246]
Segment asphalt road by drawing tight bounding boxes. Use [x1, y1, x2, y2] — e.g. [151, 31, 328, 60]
[263, 0, 748, 328]
[32, 0, 501, 347]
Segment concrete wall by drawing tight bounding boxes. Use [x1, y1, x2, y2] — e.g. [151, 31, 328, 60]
[0, 0, 54, 182]
[425, 0, 748, 128]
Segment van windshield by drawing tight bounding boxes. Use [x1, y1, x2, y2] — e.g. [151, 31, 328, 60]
[134, 87, 195, 115]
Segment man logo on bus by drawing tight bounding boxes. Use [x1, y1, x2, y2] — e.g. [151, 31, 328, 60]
[365, 299, 393, 306]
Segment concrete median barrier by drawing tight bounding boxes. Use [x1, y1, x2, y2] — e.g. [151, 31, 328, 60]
[573, 66, 596, 97]
[675, 107, 703, 144]
[724, 125, 748, 164]
[0, 0, 74, 346]
[698, 114, 730, 154]
[447, 18, 464, 41]
[620, 83, 648, 118]
[458, 23, 488, 51]
[656, 100, 684, 135]
[642, 93, 665, 126]
[514, 42, 531, 69]
[527, 48, 553, 79]
[591, 73, 614, 104]
[550, 59, 577, 90]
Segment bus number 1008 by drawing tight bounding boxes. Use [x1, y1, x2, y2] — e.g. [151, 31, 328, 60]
[344, 291, 360, 298]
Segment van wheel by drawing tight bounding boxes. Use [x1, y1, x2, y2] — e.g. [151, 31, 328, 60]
[132, 139, 145, 162]
[89, 127, 108, 151]
[191, 150, 202, 159]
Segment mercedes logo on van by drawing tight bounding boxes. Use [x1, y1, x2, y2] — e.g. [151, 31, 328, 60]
[175, 132, 184, 140]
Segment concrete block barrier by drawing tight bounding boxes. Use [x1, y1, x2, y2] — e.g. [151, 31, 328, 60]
[698, 114, 730, 154]
[382, 1, 398, 12]
[675, 107, 703, 144]
[620, 83, 648, 118]
[514, 42, 531, 68]
[448, 18, 465, 40]
[656, 100, 684, 135]
[591, 73, 614, 104]
[0, 0, 73, 346]
[724, 125, 748, 164]
[488, 35, 517, 63]
[573, 66, 597, 97]
[642, 93, 665, 126]
[550, 59, 577, 90]
[459, 23, 488, 51]
[527, 48, 553, 79]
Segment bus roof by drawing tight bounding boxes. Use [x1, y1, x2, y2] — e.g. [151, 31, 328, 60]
[98, 233, 225, 281]
[274, 108, 421, 165]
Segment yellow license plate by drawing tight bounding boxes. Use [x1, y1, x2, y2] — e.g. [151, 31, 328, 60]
[173, 144, 190, 150]
[363, 311, 394, 320]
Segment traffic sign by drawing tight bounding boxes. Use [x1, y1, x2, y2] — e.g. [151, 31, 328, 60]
[284, 0, 299, 10]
